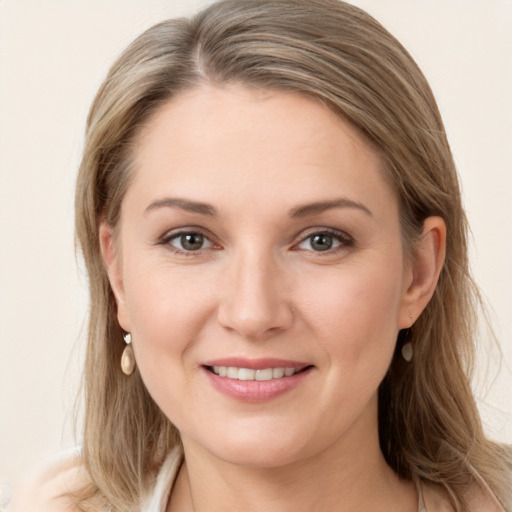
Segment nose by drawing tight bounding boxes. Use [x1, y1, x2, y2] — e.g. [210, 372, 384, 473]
[216, 248, 294, 341]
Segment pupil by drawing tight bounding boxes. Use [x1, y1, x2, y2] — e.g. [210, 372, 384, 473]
[311, 234, 332, 251]
[181, 233, 203, 250]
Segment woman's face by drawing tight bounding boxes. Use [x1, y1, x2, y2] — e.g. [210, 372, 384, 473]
[104, 85, 421, 467]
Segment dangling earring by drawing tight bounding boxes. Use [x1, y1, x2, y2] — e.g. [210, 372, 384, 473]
[397, 327, 413, 362]
[401, 341, 413, 362]
[121, 333, 136, 375]
[400, 313, 414, 362]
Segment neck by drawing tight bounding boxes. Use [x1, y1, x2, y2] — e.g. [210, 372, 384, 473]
[168, 400, 417, 512]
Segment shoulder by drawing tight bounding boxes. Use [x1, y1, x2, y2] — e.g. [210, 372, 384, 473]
[464, 482, 509, 512]
[421, 483, 456, 512]
[423, 481, 507, 512]
[9, 447, 90, 512]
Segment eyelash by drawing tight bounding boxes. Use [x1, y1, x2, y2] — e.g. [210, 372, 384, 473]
[159, 227, 353, 256]
[160, 229, 217, 256]
[294, 228, 354, 255]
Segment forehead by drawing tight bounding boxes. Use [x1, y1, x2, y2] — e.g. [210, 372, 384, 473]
[136, 85, 371, 156]
[128, 85, 396, 217]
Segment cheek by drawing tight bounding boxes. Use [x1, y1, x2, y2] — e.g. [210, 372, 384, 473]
[121, 267, 214, 423]
[294, 260, 404, 433]
[122, 262, 215, 372]
[298, 257, 405, 364]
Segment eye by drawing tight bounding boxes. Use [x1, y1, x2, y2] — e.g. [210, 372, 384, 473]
[296, 230, 351, 252]
[168, 232, 213, 252]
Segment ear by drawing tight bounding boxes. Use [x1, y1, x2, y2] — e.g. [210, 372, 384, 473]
[398, 216, 446, 329]
[99, 222, 131, 332]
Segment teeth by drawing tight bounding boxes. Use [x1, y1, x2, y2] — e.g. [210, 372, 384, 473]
[256, 368, 273, 381]
[273, 367, 285, 378]
[238, 368, 255, 381]
[211, 366, 299, 380]
[227, 367, 238, 379]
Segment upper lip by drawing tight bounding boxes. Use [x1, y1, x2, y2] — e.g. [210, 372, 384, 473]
[202, 357, 311, 371]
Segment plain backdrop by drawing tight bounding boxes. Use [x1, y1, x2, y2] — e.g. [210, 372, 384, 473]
[1, 0, 511, 493]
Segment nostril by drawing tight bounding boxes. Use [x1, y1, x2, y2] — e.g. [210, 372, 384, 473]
[216, 293, 295, 340]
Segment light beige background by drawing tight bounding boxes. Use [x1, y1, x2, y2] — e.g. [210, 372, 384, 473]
[1, 0, 511, 492]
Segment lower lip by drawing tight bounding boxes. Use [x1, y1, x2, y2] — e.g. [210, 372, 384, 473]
[202, 367, 313, 403]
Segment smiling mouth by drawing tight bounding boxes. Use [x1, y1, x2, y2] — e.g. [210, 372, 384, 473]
[206, 365, 312, 381]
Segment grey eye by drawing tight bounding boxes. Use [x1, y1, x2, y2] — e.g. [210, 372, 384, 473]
[297, 232, 346, 252]
[309, 234, 334, 251]
[170, 232, 211, 251]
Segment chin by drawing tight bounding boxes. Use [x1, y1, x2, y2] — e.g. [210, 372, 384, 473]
[190, 425, 322, 469]
[218, 444, 306, 468]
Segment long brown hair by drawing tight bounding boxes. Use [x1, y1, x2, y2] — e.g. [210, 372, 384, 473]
[74, 1, 512, 510]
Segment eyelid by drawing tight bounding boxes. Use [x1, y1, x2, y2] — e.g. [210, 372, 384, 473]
[159, 226, 220, 254]
[157, 226, 353, 254]
[171, 232, 213, 250]
[293, 227, 354, 252]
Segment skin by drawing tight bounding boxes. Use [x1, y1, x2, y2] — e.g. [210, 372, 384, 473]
[101, 85, 446, 512]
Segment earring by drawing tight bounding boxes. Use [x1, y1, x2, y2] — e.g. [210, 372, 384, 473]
[121, 333, 136, 375]
[401, 342, 413, 362]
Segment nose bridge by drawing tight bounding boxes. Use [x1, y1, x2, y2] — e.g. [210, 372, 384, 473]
[217, 241, 292, 339]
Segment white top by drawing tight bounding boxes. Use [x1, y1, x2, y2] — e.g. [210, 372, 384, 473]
[140, 446, 184, 512]
[8, 446, 506, 511]
[140, 447, 430, 512]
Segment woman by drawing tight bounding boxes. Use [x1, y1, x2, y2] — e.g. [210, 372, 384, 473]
[11, 0, 512, 511]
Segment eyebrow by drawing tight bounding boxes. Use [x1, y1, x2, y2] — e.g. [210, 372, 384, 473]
[289, 198, 373, 218]
[145, 197, 217, 216]
[144, 196, 372, 218]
